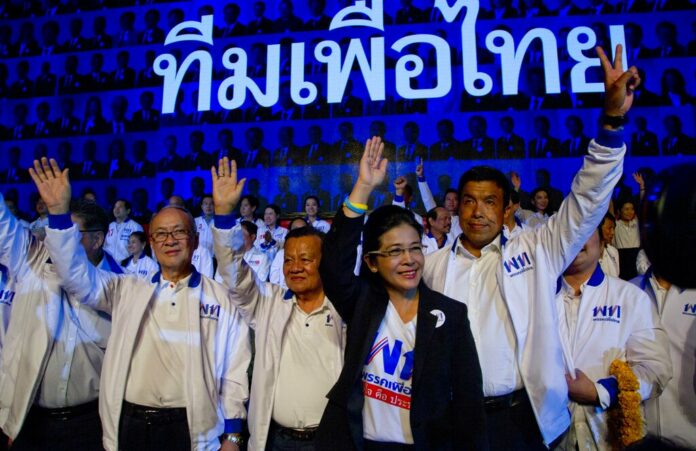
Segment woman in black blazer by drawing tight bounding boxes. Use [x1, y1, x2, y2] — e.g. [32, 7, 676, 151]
[316, 137, 486, 450]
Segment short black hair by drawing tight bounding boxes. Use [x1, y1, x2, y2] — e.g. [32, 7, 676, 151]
[457, 166, 511, 207]
[304, 195, 321, 209]
[265, 203, 281, 216]
[115, 198, 131, 211]
[71, 200, 109, 234]
[597, 212, 615, 242]
[240, 220, 258, 236]
[240, 195, 259, 209]
[285, 225, 325, 244]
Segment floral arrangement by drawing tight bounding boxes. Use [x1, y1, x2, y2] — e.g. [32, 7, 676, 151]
[607, 359, 644, 450]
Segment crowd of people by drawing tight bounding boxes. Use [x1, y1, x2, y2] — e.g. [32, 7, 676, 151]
[0, 44, 694, 451]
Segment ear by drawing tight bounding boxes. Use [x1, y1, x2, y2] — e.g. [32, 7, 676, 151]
[363, 254, 378, 273]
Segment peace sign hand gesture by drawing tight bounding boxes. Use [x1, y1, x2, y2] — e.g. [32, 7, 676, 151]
[597, 45, 641, 117]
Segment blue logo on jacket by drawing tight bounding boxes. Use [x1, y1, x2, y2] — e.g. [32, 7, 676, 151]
[683, 304, 696, 317]
[200, 303, 220, 320]
[503, 252, 533, 276]
[593, 305, 621, 323]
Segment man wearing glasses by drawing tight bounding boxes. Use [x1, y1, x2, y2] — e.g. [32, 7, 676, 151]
[26, 158, 251, 451]
[0, 195, 121, 450]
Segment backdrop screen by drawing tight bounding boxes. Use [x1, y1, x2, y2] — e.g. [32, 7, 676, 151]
[1, 0, 694, 216]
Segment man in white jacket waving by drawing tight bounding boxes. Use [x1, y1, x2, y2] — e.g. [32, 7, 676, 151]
[28, 159, 251, 451]
[422, 45, 641, 449]
[210, 158, 345, 450]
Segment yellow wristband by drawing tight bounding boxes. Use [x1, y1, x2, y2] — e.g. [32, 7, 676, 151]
[346, 199, 368, 210]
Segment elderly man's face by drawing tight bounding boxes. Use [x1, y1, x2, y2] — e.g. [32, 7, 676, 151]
[149, 208, 197, 273]
[283, 236, 323, 296]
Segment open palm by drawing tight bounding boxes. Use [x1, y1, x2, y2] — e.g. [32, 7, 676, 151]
[211, 158, 246, 215]
[28, 158, 71, 214]
[357, 136, 387, 190]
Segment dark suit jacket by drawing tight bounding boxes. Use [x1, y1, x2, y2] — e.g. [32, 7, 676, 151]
[131, 160, 156, 178]
[496, 135, 526, 159]
[247, 17, 273, 35]
[157, 154, 185, 172]
[73, 159, 106, 180]
[185, 151, 214, 170]
[561, 135, 591, 157]
[428, 140, 462, 160]
[302, 142, 332, 165]
[316, 211, 486, 450]
[463, 137, 495, 159]
[241, 148, 271, 168]
[132, 109, 161, 131]
[110, 68, 136, 89]
[662, 134, 695, 156]
[53, 116, 82, 136]
[35, 73, 57, 97]
[1, 166, 29, 184]
[396, 143, 428, 163]
[212, 147, 244, 164]
[528, 137, 562, 158]
[106, 158, 133, 179]
[630, 131, 659, 156]
[272, 145, 303, 166]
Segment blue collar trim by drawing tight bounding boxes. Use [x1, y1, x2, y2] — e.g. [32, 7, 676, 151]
[103, 251, 124, 274]
[150, 267, 201, 287]
[557, 264, 605, 295]
[283, 289, 295, 300]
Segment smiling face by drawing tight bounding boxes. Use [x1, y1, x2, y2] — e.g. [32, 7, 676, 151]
[365, 224, 423, 295]
[532, 190, 549, 213]
[304, 197, 319, 217]
[127, 234, 146, 257]
[459, 181, 507, 255]
[264, 207, 278, 227]
[283, 235, 323, 296]
[149, 208, 197, 274]
[619, 202, 635, 222]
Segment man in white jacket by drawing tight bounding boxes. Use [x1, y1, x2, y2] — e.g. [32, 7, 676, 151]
[634, 268, 696, 447]
[210, 159, 346, 451]
[421, 45, 640, 448]
[104, 199, 143, 263]
[555, 229, 671, 450]
[28, 159, 251, 451]
[0, 194, 121, 450]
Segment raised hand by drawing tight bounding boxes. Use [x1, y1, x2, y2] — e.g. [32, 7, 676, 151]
[211, 157, 246, 216]
[632, 171, 644, 189]
[345, 137, 387, 211]
[28, 158, 71, 215]
[597, 45, 641, 117]
[415, 158, 424, 178]
[510, 171, 521, 191]
[356, 136, 387, 191]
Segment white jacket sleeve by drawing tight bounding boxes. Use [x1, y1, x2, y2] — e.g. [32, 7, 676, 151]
[220, 303, 251, 424]
[418, 179, 437, 212]
[628, 290, 672, 401]
[44, 217, 119, 313]
[534, 133, 625, 276]
[213, 222, 282, 330]
[0, 194, 33, 276]
[269, 250, 287, 288]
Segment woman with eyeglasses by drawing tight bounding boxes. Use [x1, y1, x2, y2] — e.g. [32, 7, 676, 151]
[316, 137, 486, 450]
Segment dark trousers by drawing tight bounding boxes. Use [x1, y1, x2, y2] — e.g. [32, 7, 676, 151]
[265, 422, 316, 451]
[363, 440, 414, 451]
[11, 401, 102, 451]
[118, 401, 190, 451]
[485, 390, 547, 451]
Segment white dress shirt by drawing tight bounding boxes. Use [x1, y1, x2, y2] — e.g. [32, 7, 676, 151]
[443, 236, 523, 396]
[613, 218, 640, 249]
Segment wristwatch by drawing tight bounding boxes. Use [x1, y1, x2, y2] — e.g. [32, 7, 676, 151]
[600, 114, 627, 129]
[224, 433, 243, 445]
